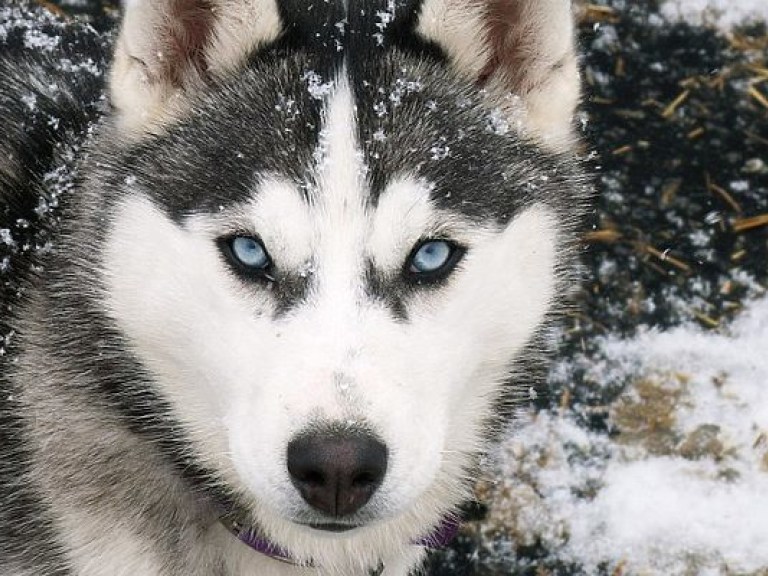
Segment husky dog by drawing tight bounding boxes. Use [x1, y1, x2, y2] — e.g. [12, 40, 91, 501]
[0, 0, 589, 574]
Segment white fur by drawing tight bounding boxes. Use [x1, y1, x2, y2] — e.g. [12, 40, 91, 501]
[206, 0, 283, 76]
[57, 511, 166, 576]
[415, 0, 490, 79]
[53, 500, 322, 576]
[102, 74, 560, 574]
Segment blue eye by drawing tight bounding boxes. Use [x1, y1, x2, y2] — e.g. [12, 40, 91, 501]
[227, 236, 271, 270]
[408, 240, 463, 278]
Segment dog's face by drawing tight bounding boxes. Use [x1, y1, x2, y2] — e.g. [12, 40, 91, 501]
[94, 0, 583, 565]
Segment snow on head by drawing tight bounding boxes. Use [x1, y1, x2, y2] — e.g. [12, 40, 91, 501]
[483, 294, 768, 574]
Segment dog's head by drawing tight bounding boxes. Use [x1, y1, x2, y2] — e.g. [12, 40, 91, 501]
[95, 0, 586, 568]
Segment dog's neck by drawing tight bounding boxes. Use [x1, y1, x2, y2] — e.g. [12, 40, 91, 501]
[220, 512, 461, 572]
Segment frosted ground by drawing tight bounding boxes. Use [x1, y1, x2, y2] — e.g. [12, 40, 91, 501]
[1, 0, 767, 575]
[473, 295, 768, 574]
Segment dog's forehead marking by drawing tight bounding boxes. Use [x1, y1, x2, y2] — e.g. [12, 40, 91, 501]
[308, 73, 369, 308]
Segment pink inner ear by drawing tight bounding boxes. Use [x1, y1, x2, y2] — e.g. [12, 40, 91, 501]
[478, 0, 532, 91]
[160, 0, 216, 86]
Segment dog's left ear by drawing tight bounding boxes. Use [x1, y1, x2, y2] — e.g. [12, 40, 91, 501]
[110, 0, 282, 134]
[416, 0, 580, 149]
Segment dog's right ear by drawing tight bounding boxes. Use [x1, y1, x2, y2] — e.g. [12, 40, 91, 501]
[110, 0, 281, 134]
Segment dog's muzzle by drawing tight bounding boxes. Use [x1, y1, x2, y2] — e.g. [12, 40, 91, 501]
[219, 422, 460, 571]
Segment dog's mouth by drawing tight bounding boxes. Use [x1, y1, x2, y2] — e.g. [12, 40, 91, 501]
[301, 522, 361, 533]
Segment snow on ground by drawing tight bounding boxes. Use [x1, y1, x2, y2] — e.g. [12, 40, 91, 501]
[483, 294, 768, 574]
[661, 0, 768, 30]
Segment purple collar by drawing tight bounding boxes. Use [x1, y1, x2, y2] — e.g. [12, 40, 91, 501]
[220, 513, 461, 569]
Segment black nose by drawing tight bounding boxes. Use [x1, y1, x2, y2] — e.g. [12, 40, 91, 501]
[287, 430, 388, 517]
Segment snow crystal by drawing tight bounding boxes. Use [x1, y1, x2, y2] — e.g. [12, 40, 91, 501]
[704, 210, 723, 225]
[21, 93, 37, 111]
[486, 108, 510, 136]
[373, 101, 387, 117]
[275, 94, 298, 120]
[373, 0, 396, 46]
[56, 57, 102, 78]
[729, 179, 750, 192]
[0, 229, 15, 247]
[302, 71, 334, 101]
[298, 260, 316, 279]
[384, 76, 423, 110]
[689, 228, 711, 247]
[591, 69, 612, 87]
[429, 139, 450, 161]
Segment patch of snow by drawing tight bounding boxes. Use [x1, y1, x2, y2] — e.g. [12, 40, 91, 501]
[23, 28, 61, 51]
[567, 457, 768, 573]
[488, 294, 768, 574]
[661, 0, 768, 30]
